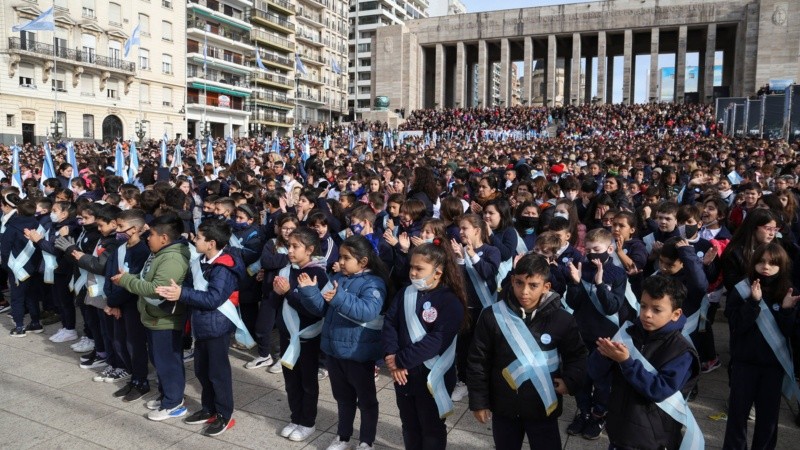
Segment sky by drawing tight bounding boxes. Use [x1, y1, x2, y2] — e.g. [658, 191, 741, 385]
[461, 0, 587, 13]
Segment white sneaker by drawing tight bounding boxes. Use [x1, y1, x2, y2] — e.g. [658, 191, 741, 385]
[357, 443, 374, 450]
[280, 422, 298, 438]
[49, 328, 66, 342]
[288, 425, 315, 442]
[52, 328, 78, 343]
[268, 359, 284, 374]
[451, 381, 468, 402]
[93, 366, 115, 382]
[73, 338, 95, 353]
[147, 404, 188, 421]
[70, 336, 87, 349]
[318, 368, 329, 380]
[326, 436, 351, 450]
[245, 355, 273, 370]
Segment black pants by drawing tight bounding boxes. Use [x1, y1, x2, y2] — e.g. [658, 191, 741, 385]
[53, 274, 75, 330]
[97, 307, 116, 363]
[327, 356, 378, 445]
[694, 302, 720, 362]
[194, 334, 234, 419]
[112, 301, 149, 382]
[492, 414, 561, 450]
[240, 301, 259, 338]
[9, 276, 37, 328]
[281, 336, 320, 427]
[455, 308, 480, 383]
[147, 328, 185, 409]
[395, 383, 448, 450]
[254, 294, 280, 358]
[723, 362, 783, 450]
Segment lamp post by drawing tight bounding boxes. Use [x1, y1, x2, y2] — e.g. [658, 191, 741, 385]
[49, 116, 64, 142]
[135, 120, 147, 145]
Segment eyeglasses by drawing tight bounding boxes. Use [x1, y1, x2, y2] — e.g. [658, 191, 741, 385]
[280, 227, 296, 232]
[760, 225, 779, 233]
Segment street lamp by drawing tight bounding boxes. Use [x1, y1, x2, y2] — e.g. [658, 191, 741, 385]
[135, 120, 148, 145]
[49, 117, 64, 142]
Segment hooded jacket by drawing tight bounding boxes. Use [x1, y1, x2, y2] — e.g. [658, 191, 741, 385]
[467, 291, 588, 420]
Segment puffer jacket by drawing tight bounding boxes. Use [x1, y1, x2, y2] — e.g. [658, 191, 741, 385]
[180, 247, 245, 340]
[298, 271, 387, 362]
[467, 291, 588, 420]
[1, 213, 42, 282]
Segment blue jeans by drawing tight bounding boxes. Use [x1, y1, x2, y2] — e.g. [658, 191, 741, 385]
[146, 328, 185, 409]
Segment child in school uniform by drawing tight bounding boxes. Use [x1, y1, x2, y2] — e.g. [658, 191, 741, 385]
[532, 231, 574, 297]
[643, 202, 681, 276]
[382, 242, 467, 450]
[307, 211, 340, 273]
[103, 209, 152, 401]
[468, 254, 588, 450]
[724, 242, 800, 449]
[111, 213, 190, 422]
[563, 228, 629, 440]
[610, 212, 648, 299]
[298, 235, 389, 450]
[272, 227, 329, 442]
[155, 218, 249, 437]
[229, 204, 263, 338]
[451, 214, 501, 402]
[589, 275, 702, 450]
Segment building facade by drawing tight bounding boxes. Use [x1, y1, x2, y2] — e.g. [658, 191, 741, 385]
[1, 0, 187, 144]
[349, 0, 428, 118]
[427, 0, 466, 18]
[372, 0, 800, 110]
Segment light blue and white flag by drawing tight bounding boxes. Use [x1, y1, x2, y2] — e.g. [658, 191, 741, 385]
[11, 144, 23, 194]
[225, 137, 236, 165]
[271, 137, 281, 154]
[171, 142, 183, 170]
[128, 140, 139, 183]
[295, 54, 307, 75]
[331, 58, 342, 75]
[123, 23, 141, 58]
[66, 141, 78, 176]
[40, 141, 56, 191]
[205, 136, 214, 165]
[196, 139, 203, 165]
[115, 142, 125, 179]
[12, 7, 54, 32]
[160, 133, 168, 167]
[255, 47, 267, 71]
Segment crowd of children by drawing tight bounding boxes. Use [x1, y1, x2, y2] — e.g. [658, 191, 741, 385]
[2, 104, 800, 449]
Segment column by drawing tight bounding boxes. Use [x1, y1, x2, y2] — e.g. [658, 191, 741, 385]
[622, 29, 633, 104]
[500, 38, 511, 106]
[584, 52, 593, 103]
[455, 42, 466, 108]
[523, 36, 533, 105]
[675, 25, 687, 103]
[546, 34, 556, 106]
[701, 24, 716, 102]
[478, 40, 488, 107]
[597, 31, 606, 103]
[434, 43, 445, 109]
[571, 33, 582, 105]
[649, 28, 659, 102]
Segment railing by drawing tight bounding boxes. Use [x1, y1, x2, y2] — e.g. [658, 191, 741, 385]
[187, 18, 250, 44]
[297, 73, 322, 84]
[297, 9, 322, 25]
[251, 9, 295, 32]
[188, 94, 247, 111]
[299, 51, 324, 64]
[252, 71, 292, 87]
[255, 0, 295, 13]
[250, 29, 295, 51]
[188, 0, 247, 22]
[296, 91, 322, 103]
[8, 38, 135, 72]
[251, 90, 292, 104]
[248, 108, 292, 124]
[258, 51, 292, 67]
[296, 30, 322, 45]
[187, 41, 244, 65]
[187, 68, 251, 88]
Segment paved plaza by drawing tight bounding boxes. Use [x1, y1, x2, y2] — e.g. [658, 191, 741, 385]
[0, 312, 798, 449]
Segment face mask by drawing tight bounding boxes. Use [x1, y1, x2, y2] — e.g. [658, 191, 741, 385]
[586, 252, 610, 265]
[757, 272, 780, 284]
[410, 271, 437, 291]
[554, 211, 569, 220]
[289, 152, 296, 159]
[116, 232, 130, 242]
[50, 212, 61, 223]
[350, 223, 364, 235]
[679, 224, 699, 240]
[119, 202, 130, 211]
[232, 221, 248, 231]
[517, 216, 538, 230]
[423, 238, 434, 244]
[34, 212, 44, 218]
[218, 214, 227, 220]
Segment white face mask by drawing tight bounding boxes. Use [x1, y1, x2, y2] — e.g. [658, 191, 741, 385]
[49, 212, 61, 223]
[410, 271, 437, 291]
[554, 211, 569, 220]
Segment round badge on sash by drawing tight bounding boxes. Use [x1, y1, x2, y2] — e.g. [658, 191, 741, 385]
[623, 249, 629, 255]
[697, 251, 704, 259]
[422, 307, 438, 323]
[773, 303, 780, 312]
[540, 333, 552, 345]
[423, 301, 431, 310]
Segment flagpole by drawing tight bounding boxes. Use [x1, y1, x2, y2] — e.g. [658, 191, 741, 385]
[202, 24, 209, 139]
[51, 0, 59, 142]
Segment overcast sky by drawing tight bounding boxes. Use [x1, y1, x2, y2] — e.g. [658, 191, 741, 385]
[461, 0, 587, 13]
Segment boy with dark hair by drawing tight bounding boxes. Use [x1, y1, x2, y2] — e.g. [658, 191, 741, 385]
[589, 275, 701, 450]
[468, 254, 588, 450]
[563, 228, 629, 440]
[111, 212, 190, 421]
[643, 201, 681, 275]
[155, 218, 248, 436]
[728, 181, 762, 231]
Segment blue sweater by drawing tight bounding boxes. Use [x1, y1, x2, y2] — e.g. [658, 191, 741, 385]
[1, 214, 42, 281]
[565, 261, 629, 346]
[298, 271, 387, 362]
[490, 226, 519, 262]
[104, 240, 150, 307]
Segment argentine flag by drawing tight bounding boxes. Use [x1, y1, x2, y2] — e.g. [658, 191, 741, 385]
[12, 7, 54, 32]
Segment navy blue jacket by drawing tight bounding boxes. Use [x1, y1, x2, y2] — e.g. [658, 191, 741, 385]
[663, 245, 709, 317]
[565, 261, 628, 346]
[259, 238, 289, 291]
[299, 271, 387, 362]
[382, 285, 464, 395]
[460, 244, 501, 310]
[234, 225, 263, 304]
[550, 245, 587, 296]
[619, 238, 648, 298]
[179, 248, 245, 340]
[104, 240, 150, 307]
[1, 214, 42, 281]
[490, 226, 519, 262]
[33, 217, 80, 276]
[685, 236, 719, 289]
[319, 233, 340, 273]
[275, 260, 329, 336]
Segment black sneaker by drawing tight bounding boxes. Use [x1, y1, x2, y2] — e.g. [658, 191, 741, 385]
[204, 414, 234, 437]
[566, 411, 589, 436]
[24, 323, 44, 334]
[582, 414, 606, 440]
[113, 382, 134, 398]
[80, 350, 97, 363]
[185, 410, 215, 425]
[122, 381, 151, 402]
[9, 326, 26, 337]
[79, 355, 108, 370]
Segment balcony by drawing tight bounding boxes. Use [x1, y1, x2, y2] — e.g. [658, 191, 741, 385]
[187, 17, 252, 50]
[297, 73, 324, 86]
[252, 71, 293, 89]
[8, 38, 135, 73]
[254, 0, 294, 16]
[296, 30, 324, 48]
[250, 29, 294, 52]
[296, 91, 325, 104]
[255, 51, 293, 70]
[250, 9, 295, 34]
[188, 41, 246, 68]
[188, 0, 251, 31]
[249, 108, 293, 126]
[296, 9, 323, 28]
[301, 0, 326, 9]
[251, 90, 294, 108]
[188, 93, 250, 114]
[298, 51, 324, 66]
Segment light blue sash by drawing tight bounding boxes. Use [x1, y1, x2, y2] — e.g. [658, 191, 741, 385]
[403, 285, 457, 418]
[463, 250, 496, 308]
[338, 312, 384, 330]
[86, 242, 107, 299]
[229, 234, 242, 249]
[734, 280, 800, 402]
[682, 294, 711, 344]
[491, 301, 559, 415]
[38, 225, 57, 284]
[581, 280, 619, 327]
[278, 264, 324, 369]
[614, 323, 705, 450]
[8, 225, 43, 284]
[610, 244, 641, 315]
[190, 250, 256, 349]
[643, 233, 655, 254]
[495, 231, 529, 287]
[246, 260, 262, 277]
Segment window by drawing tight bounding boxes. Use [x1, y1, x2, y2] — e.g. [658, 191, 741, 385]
[139, 14, 150, 36]
[54, 28, 67, 58]
[81, 0, 95, 18]
[81, 33, 96, 63]
[54, 0, 68, 9]
[140, 83, 150, 103]
[18, 63, 34, 87]
[109, 3, 122, 25]
[52, 70, 67, 92]
[139, 48, 149, 70]
[7, 115, 15, 127]
[80, 74, 94, 96]
[108, 41, 121, 60]
[19, 31, 35, 50]
[83, 114, 94, 138]
[162, 54, 172, 74]
[55, 112, 67, 135]
[162, 87, 173, 106]
[107, 78, 119, 99]
[162, 0, 172, 8]
[161, 21, 172, 41]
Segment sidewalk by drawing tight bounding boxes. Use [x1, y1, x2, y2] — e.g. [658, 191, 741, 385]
[1, 315, 798, 449]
